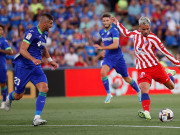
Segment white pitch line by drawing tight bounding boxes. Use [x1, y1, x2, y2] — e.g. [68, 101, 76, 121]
[0, 125, 180, 129]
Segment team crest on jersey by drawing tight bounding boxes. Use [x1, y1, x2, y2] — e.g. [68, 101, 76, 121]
[107, 31, 110, 35]
[26, 33, 32, 40]
[137, 48, 146, 54]
[138, 48, 142, 51]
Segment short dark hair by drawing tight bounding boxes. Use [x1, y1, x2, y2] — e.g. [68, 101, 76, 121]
[0, 24, 4, 30]
[41, 13, 54, 21]
[101, 13, 111, 19]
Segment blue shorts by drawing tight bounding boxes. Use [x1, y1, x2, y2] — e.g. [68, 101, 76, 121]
[0, 68, 7, 83]
[14, 66, 48, 94]
[102, 56, 129, 77]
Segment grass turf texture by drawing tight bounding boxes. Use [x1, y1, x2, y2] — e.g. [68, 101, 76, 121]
[0, 94, 180, 135]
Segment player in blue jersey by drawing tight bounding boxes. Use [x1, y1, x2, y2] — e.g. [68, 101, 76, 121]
[94, 13, 141, 103]
[0, 24, 14, 109]
[4, 13, 59, 126]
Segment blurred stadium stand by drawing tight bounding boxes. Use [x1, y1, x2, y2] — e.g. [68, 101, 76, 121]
[0, 0, 179, 69]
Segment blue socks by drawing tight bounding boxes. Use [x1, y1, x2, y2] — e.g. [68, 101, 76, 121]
[141, 93, 150, 101]
[130, 79, 140, 93]
[169, 75, 175, 84]
[1, 86, 8, 102]
[9, 91, 15, 101]
[101, 76, 110, 94]
[35, 92, 47, 116]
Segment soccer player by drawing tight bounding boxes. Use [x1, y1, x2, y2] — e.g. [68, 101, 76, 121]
[0, 24, 14, 109]
[112, 16, 179, 120]
[4, 13, 59, 126]
[94, 13, 141, 103]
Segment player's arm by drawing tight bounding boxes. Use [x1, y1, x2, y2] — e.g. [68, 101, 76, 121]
[111, 17, 135, 38]
[20, 41, 41, 65]
[43, 47, 59, 70]
[0, 40, 15, 55]
[95, 50, 105, 62]
[0, 48, 13, 55]
[150, 36, 180, 68]
[94, 38, 119, 50]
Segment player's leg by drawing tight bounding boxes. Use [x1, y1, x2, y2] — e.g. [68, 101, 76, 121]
[157, 63, 175, 90]
[32, 82, 48, 126]
[164, 80, 175, 90]
[164, 71, 175, 90]
[0, 68, 8, 109]
[114, 57, 141, 102]
[138, 82, 151, 120]
[159, 62, 176, 87]
[137, 70, 152, 120]
[5, 89, 25, 111]
[31, 67, 48, 126]
[123, 76, 141, 103]
[5, 66, 30, 111]
[160, 61, 176, 76]
[101, 64, 112, 103]
[0, 83, 8, 109]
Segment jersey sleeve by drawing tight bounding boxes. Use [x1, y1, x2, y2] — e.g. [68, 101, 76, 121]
[116, 22, 136, 38]
[3, 39, 11, 50]
[149, 35, 180, 66]
[112, 27, 119, 39]
[23, 31, 35, 45]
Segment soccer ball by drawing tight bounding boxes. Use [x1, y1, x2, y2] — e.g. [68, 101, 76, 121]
[159, 108, 174, 122]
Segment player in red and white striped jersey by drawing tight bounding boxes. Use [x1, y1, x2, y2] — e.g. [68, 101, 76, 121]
[112, 16, 180, 120]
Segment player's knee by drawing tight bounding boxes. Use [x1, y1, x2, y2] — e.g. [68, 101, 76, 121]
[169, 84, 174, 90]
[39, 86, 49, 93]
[101, 71, 107, 78]
[14, 94, 23, 100]
[44, 87, 49, 93]
[139, 85, 148, 93]
[0, 83, 6, 88]
[123, 77, 131, 83]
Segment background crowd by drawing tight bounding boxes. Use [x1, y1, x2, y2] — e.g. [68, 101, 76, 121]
[0, 0, 180, 69]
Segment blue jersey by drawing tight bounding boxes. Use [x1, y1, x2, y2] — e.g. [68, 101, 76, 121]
[99, 26, 123, 59]
[13, 26, 48, 68]
[0, 36, 11, 69]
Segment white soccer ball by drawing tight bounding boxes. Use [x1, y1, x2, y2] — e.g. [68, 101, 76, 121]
[159, 108, 174, 122]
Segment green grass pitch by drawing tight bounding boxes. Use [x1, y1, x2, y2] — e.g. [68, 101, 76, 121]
[0, 94, 180, 135]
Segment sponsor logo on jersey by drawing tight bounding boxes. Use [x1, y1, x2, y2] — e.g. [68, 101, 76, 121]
[37, 41, 46, 47]
[102, 37, 112, 42]
[26, 33, 32, 40]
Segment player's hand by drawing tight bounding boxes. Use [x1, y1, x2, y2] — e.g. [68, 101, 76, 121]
[32, 59, 42, 65]
[94, 44, 103, 50]
[49, 61, 59, 70]
[111, 17, 118, 25]
[101, 50, 105, 58]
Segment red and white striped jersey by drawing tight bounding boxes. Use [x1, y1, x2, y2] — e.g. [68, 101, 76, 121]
[116, 22, 180, 69]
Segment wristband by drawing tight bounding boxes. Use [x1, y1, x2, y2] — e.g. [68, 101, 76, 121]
[47, 57, 53, 62]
